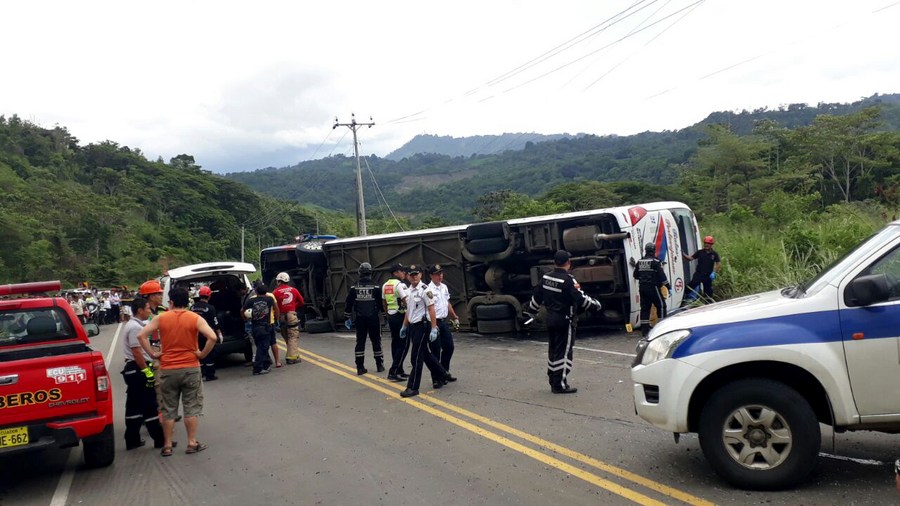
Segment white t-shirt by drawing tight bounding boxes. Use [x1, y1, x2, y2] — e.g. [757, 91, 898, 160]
[122, 317, 151, 363]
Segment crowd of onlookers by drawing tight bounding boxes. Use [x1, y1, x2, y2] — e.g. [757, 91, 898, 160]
[63, 287, 136, 325]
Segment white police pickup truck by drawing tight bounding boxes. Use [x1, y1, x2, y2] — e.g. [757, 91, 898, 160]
[631, 219, 900, 490]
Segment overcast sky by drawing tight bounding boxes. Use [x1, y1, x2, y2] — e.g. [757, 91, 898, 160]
[3, 0, 898, 173]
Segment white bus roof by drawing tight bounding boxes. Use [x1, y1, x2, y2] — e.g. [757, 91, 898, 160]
[325, 201, 692, 246]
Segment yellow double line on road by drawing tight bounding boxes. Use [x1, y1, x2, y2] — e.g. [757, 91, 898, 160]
[288, 344, 714, 506]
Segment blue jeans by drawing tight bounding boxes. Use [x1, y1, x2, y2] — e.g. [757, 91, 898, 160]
[252, 324, 272, 373]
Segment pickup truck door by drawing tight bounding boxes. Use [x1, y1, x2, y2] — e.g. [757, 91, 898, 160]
[840, 241, 900, 417]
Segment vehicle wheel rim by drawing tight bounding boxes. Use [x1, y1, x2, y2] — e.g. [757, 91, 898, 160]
[721, 404, 792, 470]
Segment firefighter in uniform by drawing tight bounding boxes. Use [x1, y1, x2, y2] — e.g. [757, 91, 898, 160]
[273, 272, 305, 364]
[121, 297, 165, 450]
[190, 286, 224, 380]
[633, 243, 670, 337]
[344, 262, 385, 375]
[383, 263, 410, 381]
[399, 264, 451, 398]
[525, 250, 601, 394]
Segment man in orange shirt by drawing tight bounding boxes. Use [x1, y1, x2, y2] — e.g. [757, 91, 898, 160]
[137, 287, 217, 457]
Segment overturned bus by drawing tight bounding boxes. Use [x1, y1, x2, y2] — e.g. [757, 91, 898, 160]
[261, 202, 701, 334]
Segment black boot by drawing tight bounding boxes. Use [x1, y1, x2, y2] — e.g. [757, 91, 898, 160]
[376, 360, 385, 373]
[356, 357, 367, 375]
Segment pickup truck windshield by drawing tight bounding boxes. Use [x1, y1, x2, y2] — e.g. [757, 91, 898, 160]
[798, 225, 900, 297]
[0, 308, 75, 348]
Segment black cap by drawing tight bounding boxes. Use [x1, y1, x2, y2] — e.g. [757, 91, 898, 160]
[428, 264, 443, 274]
[389, 263, 406, 273]
[553, 250, 571, 266]
[407, 264, 422, 274]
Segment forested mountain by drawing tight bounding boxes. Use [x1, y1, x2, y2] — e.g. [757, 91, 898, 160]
[227, 94, 900, 223]
[0, 116, 317, 286]
[385, 132, 580, 160]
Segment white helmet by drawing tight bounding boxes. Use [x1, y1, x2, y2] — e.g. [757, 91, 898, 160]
[276, 272, 290, 283]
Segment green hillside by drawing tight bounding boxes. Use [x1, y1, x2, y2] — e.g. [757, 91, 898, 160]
[227, 94, 900, 223]
[0, 116, 317, 286]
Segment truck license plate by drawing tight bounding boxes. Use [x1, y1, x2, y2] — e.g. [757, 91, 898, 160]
[0, 426, 29, 448]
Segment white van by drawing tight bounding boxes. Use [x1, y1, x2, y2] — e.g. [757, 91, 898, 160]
[161, 261, 257, 360]
[631, 219, 900, 490]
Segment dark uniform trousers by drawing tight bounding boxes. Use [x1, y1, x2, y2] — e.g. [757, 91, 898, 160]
[354, 314, 384, 368]
[388, 312, 410, 376]
[639, 287, 666, 336]
[121, 361, 164, 447]
[252, 323, 273, 373]
[199, 336, 217, 379]
[406, 321, 448, 392]
[427, 318, 455, 372]
[546, 312, 576, 391]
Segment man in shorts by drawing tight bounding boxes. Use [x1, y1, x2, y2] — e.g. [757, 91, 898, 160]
[137, 287, 217, 456]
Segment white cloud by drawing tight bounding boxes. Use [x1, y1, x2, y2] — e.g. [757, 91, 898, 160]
[2, 0, 898, 172]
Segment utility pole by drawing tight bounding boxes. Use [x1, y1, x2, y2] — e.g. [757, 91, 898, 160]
[334, 113, 375, 236]
[241, 225, 245, 262]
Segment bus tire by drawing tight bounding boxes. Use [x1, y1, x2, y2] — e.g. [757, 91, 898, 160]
[475, 304, 516, 321]
[305, 318, 333, 334]
[466, 222, 507, 240]
[476, 318, 516, 334]
[465, 237, 510, 255]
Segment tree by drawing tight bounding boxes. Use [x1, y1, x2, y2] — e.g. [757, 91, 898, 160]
[788, 107, 886, 203]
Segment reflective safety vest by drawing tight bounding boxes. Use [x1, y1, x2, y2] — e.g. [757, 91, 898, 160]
[382, 278, 405, 314]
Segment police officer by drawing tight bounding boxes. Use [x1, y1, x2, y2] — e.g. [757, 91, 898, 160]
[383, 263, 410, 381]
[121, 297, 165, 450]
[344, 262, 385, 375]
[190, 286, 224, 381]
[633, 243, 670, 337]
[399, 264, 451, 398]
[525, 250, 601, 394]
[426, 264, 459, 389]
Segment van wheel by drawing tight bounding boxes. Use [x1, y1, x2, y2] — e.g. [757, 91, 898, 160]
[83, 424, 115, 468]
[698, 379, 819, 490]
[305, 318, 334, 334]
[475, 304, 516, 320]
[476, 319, 516, 334]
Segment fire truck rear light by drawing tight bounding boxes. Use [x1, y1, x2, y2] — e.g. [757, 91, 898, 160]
[93, 360, 110, 402]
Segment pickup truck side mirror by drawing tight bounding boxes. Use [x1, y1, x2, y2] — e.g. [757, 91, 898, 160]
[845, 273, 891, 307]
[83, 323, 101, 337]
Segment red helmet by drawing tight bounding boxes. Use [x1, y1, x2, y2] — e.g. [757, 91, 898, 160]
[139, 280, 163, 295]
[703, 235, 715, 245]
[198, 286, 212, 297]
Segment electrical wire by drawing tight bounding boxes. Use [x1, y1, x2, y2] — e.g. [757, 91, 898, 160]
[361, 153, 405, 232]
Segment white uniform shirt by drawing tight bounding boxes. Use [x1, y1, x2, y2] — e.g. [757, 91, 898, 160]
[405, 282, 435, 324]
[122, 317, 151, 363]
[426, 282, 451, 320]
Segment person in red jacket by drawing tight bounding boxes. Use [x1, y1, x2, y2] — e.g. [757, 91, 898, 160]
[272, 272, 305, 365]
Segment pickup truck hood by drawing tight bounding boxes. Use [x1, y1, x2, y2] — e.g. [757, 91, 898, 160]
[653, 288, 825, 336]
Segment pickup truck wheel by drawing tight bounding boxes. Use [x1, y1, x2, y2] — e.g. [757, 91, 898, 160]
[698, 379, 819, 490]
[83, 424, 116, 468]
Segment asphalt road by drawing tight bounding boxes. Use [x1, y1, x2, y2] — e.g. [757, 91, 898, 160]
[1, 324, 898, 505]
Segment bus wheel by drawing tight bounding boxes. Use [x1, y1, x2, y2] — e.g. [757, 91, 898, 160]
[305, 318, 334, 334]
